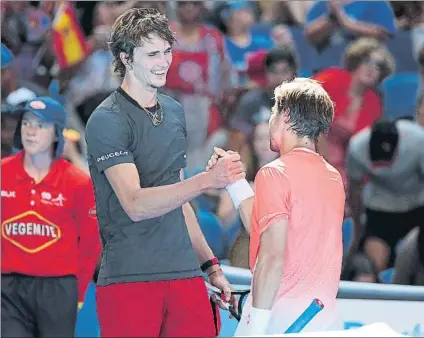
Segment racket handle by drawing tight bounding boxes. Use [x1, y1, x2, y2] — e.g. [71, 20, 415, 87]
[284, 299, 324, 334]
[229, 305, 241, 321]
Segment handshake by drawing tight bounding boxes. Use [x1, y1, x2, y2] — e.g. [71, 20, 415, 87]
[203, 147, 254, 210]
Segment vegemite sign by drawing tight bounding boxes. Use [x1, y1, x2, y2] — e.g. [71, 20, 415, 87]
[2, 211, 61, 253]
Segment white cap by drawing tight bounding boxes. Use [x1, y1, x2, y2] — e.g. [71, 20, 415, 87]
[6, 87, 37, 106]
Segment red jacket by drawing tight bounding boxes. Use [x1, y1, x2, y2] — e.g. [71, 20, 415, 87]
[312, 67, 382, 133]
[1, 151, 101, 303]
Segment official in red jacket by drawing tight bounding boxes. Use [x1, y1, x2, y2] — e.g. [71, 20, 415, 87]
[1, 97, 101, 337]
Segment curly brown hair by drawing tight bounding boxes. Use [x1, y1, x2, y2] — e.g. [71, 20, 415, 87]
[343, 37, 395, 84]
[108, 8, 176, 78]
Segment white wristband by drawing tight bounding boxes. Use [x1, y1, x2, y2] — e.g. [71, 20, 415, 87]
[245, 307, 271, 335]
[225, 179, 254, 210]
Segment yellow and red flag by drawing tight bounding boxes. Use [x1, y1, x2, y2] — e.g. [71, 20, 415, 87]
[52, 2, 89, 69]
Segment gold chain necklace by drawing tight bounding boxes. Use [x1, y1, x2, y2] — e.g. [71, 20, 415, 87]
[141, 100, 164, 126]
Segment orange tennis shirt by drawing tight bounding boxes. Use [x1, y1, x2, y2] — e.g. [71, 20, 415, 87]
[250, 148, 345, 308]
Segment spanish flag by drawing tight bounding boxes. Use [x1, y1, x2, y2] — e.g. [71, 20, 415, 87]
[52, 2, 89, 69]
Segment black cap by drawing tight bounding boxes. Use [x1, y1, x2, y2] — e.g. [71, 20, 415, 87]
[369, 119, 398, 163]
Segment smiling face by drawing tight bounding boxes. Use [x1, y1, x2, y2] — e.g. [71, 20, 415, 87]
[20, 111, 56, 156]
[125, 34, 173, 90]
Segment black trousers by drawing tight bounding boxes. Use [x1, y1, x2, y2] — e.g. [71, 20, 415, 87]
[1, 274, 78, 338]
[363, 206, 424, 266]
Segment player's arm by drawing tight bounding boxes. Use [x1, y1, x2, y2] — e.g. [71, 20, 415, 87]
[241, 166, 291, 335]
[208, 148, 255, 233]
[237, 196, 254, 234]
[252, 216, 288, 309]
[180, 170, 217, 273]
[180, 170, 239, 309]
[304, 2, 335, 47]
[331, 1, 394, 40]
[105, 163, 216, 222]
[74, 176, 102, 309]
[86, 110, 243, 223]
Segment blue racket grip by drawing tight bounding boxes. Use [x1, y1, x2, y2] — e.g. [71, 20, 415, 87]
[284, 299, 324, 334]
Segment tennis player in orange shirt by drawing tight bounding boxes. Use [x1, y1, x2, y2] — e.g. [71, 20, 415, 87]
[207, 78, 345, 335]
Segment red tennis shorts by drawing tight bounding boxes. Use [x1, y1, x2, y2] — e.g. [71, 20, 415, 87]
[96, 277, 220, 337]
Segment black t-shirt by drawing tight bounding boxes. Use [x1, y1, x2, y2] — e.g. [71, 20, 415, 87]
[85, 88, 201, 285]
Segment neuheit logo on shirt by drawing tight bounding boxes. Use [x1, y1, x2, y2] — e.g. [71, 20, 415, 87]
[96, 151, 129, 163]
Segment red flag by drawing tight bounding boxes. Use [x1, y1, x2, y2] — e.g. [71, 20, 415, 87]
[52, 2, 89, 69]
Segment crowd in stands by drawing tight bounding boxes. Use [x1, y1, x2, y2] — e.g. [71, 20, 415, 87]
[2, 0, 424, 287]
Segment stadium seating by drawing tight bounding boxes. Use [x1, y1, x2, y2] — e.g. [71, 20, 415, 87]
[197, 210, 226, 258]
[380, 72, 420, 119]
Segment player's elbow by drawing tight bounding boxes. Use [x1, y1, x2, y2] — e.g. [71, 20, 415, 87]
[124, 203, 147, 222]
[121, 194, 148, 222]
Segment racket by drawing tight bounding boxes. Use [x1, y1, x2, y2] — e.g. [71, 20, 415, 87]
[206, 282, 324, 334]
[205, 281, 250, 321]
[284, 298, 324, 334]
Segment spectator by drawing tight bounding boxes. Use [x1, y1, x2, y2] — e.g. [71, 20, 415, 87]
[259, 0, 315, 26]
[269, 24, 295, 49]
[392, 227, 424, 286]
[391, 1, 424, 30]
[1, 88, 37, 158]
[65, 23, 120, 123]
[1, 43, 17, 99]
[341, 252, 379, 283]
[12, 4, 55, 88]
[219, 1, 273, 85]
[1, 104, 21, 158]
[1, 1, 29, 54]
[227, 47, 298, 156]
[305, 0, 396, 52]
[1, 43, 48, 99]
[165, 1, 232, 173]
[313, 37, 395, 190]
[91, 1, 143, 28]
[345, 117, 424, 272]
[1, 45, 41, 159]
